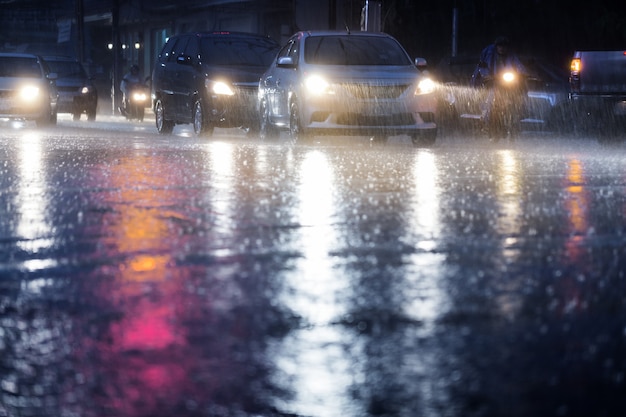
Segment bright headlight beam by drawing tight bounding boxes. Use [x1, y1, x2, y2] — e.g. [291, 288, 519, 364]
[212, 81, 234, 96]
[502, 71, 516, 83]
[416, 78, 435, 95]
[305, 75, 329, 95]
[20, 85, 40, 101]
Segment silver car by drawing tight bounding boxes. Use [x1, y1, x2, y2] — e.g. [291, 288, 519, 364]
[258, 31, 438, 145]
[0, 53, 58, 126]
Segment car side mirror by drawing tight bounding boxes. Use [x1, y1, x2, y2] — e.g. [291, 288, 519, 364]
[47, 72, 58, 81]
[277, 56, 295, 68]
[176, 55, 192, 66]
[415, 57, 428, 70]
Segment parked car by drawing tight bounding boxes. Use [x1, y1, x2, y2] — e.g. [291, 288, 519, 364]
[152, 31, 280, 136]
[43, 56, 98, 121]
[258, 30, 438, 145]
[435, 54, 574, 134]
[0, 52, 58, 126]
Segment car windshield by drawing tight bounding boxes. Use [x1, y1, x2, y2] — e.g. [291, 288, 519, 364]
[200, 37, 278, 66]
[46, 60, 86, 78]
[304, 35, 412, 66]
[0, 57, 42, 78]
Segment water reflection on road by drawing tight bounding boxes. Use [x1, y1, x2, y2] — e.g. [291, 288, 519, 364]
[1, 129, 625, 416]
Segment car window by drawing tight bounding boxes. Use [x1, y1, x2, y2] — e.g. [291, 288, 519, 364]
[200, 37, 278, 66]
[303, 36, 411, 66]
[276, 39, 298, 65]
[162, 36, 188, 63]
[183, 36, 200, 64]
[0, 57, 42, 78]
[46, 60, 86, 78]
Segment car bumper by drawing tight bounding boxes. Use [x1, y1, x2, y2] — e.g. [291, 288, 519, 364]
[208, 86, 258, 127]
[56, 92, 97, 113]
[0, 97, 52, 120]
[300, 93, 437, 136]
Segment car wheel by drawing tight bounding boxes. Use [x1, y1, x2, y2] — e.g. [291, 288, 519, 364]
[411, 129, 437, 147]
[259, 99, 279, 141]
[138, 106, 145, 122]
[87, 108, 96, 121]
[72, 111, 81, 121]
[36, 105, 56, 127]
[289, 101, 311, 144]
[193, 100, 213, 137]
[155, 99, 174, 134]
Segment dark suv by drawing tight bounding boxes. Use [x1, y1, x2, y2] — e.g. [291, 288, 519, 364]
[43, 56, 98, 121]
[151, 31, 279, 136]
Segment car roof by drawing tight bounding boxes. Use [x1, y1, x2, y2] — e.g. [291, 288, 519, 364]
[296, 30, 395, 38]
[43, 55, 79, 62]
[0, 52, 41, 59]
[173, 31, 277, 40]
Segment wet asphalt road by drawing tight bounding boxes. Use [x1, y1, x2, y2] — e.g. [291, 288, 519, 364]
[1, 115, 626, 417]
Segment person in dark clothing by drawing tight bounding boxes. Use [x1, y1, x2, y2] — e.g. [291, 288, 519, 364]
[471, 36, 527, 88]
[471, 37, 529, 139]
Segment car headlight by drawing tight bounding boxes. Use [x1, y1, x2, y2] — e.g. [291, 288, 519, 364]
[19, 85, 40, 102]
[210, 81, 235, 96]
[81, 86, 93, 94]
[305, 75, 330, 95]
[416, 78, 436, 95]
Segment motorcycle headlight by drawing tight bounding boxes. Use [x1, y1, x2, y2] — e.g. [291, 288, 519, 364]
[416, 77, 436, 95]
[132, 91, 147, 101]
[502, 71, 516, 83]
[19, 85, 40, 102]
[211, 81, 235, 96]
[305, 75, 331, 95]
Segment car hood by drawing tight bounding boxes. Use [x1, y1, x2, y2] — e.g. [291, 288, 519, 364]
[54, 77, 90, 88]
[302, 65, 423, 84]
[204, 65, 269, 85]
[0, 77, 46, 89]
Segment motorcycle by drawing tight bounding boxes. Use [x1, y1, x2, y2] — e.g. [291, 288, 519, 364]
[483, 69, 527, 142]
[120, 82, 150, 122]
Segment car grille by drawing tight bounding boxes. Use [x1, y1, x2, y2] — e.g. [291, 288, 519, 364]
[340, 84, 410, 99]
[0, 90, 17, 99]
[336, 112, 415, 126]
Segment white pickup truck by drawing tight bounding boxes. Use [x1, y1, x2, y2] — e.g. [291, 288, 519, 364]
[569, 50, 626, 138]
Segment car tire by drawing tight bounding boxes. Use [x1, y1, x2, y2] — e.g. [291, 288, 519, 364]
[87, 108, 96, 121]
[411, 129, 437, 147]
[72, 111, 81, 121]
[259, 99, 279, 141]
[36, 105, 57, 127]
[155, 99, 174, 134]
[193, 100, 213, 137]
[289, 101, 311, 144]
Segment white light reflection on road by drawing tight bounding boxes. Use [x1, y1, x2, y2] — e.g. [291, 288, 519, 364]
[496, 150, 523, 251]
[15, 132, 54, 266]
[402, 149, 451, 416]
[405, 150, 447, 328]
[275, 149, 353, 417]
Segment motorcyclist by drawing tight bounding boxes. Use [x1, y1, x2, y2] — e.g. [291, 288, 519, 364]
[120, 64, 141, 116]
[471, 36, 527, 87]
[471, 36, 529, 139]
